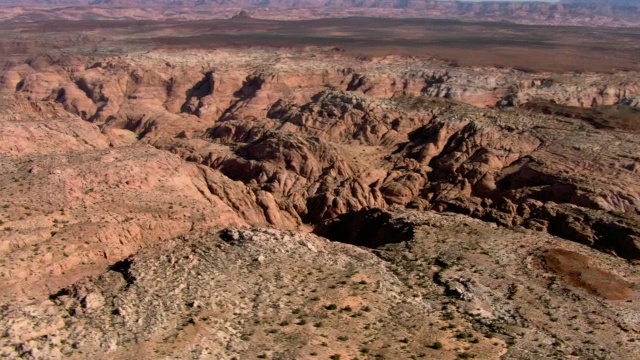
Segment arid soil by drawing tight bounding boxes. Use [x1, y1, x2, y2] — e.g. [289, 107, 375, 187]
[0, 12, 639, 360]
[3, 17, 640, 73]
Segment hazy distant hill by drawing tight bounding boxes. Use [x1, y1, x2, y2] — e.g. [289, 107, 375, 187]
[0, 0, 638, 8]
[561, 0, 639, 4]
[1, 0, 638, 27]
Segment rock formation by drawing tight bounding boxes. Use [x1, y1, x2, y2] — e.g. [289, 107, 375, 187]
[0, 43, 639, 359]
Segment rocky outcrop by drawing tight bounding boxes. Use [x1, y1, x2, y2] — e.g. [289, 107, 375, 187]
[0, 144, 302, 303]
[267, 91, 434, 145]
[205, 128, 387, 223]
[5, 54, 639, 129]
[386, 105, 640, 258]
[0, 119, 109, 155]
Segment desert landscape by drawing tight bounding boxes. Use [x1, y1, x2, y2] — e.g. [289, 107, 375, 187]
[0, 0, 639, 359]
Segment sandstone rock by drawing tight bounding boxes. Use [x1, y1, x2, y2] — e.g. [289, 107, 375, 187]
[0, 47, 639, 360]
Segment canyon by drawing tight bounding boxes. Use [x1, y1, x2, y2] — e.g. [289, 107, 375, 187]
[0, 4, 639, 360]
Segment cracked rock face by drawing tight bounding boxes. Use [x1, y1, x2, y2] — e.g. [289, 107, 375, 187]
[0, 48, 639, 359]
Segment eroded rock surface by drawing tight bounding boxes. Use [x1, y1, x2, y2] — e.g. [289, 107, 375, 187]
[0, 48, 639, 359]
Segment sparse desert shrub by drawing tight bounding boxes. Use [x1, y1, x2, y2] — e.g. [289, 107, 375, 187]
[430, 341, 443, 350]
[325, 304, 337, 310]
[457, 352, 476, 359]
[456, 332, 473, 340]
[442, 312, 455, 320]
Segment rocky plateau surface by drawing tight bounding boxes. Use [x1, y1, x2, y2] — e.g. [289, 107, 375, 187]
[0, 48, 639, 359]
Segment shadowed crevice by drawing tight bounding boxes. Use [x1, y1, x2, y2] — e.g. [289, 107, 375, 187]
[109, 258, 136, 288]
[313, 208, 414, 248]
